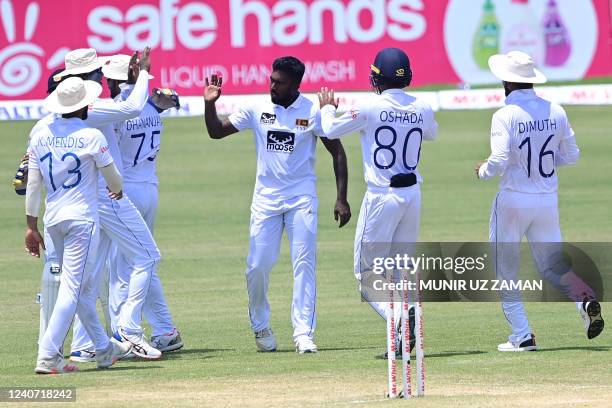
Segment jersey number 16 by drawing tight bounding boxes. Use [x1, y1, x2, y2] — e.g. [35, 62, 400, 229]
[518, 134, 555, 178]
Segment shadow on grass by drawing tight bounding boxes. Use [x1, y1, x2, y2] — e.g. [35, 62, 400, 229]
[270, 346, 381, 353]
[538, 345, 612, 352]
[375, 350, 487, 360]
[159, 348, 235, 360]
[78, 365, 163, 373]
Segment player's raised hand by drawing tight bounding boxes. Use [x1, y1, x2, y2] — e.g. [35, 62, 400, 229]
[334, 199, 351, 228]
[318, 87, 339, 109]
[204, 74, 223, 103]
[139, 46, 152, 72]
[25, 227, 45, 257]
[127, 51, 140, 84]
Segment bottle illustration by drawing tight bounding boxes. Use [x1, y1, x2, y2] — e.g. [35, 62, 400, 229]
[472, 0, 500, 70]
[542, 0, 571, 66]
[500, 0, 544, 64]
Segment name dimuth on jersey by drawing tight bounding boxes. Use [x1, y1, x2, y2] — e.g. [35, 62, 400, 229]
[379, 110, 424, 124]
[518, 119, 558, 134]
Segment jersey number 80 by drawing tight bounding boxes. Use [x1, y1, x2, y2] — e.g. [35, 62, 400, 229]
[373, 126, 423, 170]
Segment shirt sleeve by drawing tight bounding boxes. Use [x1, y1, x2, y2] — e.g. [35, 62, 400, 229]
[421, 102, 438, 141]
[319, 103, 367, 139]
[85, 71, 149, 127]
[25, 167, 43, 217]
[90, 130, 114, 168]
[228, 104, 253, 131]
[552, 107, 579, 166]
[27, 139, 39, 171]
[479, 111, 511, 180]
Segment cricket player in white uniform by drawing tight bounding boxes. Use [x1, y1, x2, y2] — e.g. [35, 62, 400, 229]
[14, 69, 114, 349]
[70, 55, 182, 356]
[318, 48, 437, 353]
[476, 51, 604, 351]
[203, 57, 351, 353]
[26, 77, 130, 374]
[52, 48, 162, 360]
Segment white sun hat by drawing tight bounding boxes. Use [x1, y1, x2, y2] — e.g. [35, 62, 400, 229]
[102, 54, 154, 81]
[55, 48, 105, 78]
[488, 51, 547, 84]
[44, 77, 102, 114]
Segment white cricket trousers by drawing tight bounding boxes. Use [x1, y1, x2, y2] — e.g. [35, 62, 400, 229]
[112, 182, 174, 336]
[489, 190, 578, 343]
[38, 220, 109, 359]
[246, 195, 318, 340]
[97, 194, 160, 336]
[71, 193, 160, 348]
[353, 185, 421, 321]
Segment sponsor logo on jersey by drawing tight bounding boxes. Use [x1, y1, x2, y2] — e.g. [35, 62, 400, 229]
[266, 130, 294, 153]
[260, 112, 276, 124]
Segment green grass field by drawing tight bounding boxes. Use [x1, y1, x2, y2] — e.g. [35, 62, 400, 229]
[0, 106, 611, 407]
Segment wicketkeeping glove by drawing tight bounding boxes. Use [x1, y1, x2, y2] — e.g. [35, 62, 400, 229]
[150, 88, 180, 112]
[12, 154, 29, 196]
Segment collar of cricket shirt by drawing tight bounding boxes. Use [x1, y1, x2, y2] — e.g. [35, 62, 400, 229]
[274, 93, 304, 110]
[380, 88, 405, 95]
[505, 88, 536, 104]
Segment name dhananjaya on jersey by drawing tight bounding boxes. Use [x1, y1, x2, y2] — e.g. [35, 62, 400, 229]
[125, 115, 162, 131]
[518, 118, 558, 134]
[378, 110, 424, 124]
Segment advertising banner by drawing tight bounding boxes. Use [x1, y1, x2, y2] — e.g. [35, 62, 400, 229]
[0, 0, 611, 100]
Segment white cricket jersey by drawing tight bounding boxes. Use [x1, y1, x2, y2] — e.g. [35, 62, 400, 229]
[28, 116, 113, 227]
[478, 89, 579, 193]
[83, 71, 150, 193]
[115, 86, 162, 185]
[229, 94, 322, 201]
[320, 89, 438, 190]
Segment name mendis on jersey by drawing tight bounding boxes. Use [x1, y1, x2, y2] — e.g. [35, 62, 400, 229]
[379, 110, 424, 124]
[126, 115, 162, 131]
[37, 136, 85, 149]
[518, 119, 557, 134]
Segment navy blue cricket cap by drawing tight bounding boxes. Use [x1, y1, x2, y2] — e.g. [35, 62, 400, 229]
[370, 48, 411, 82]
[47, 68, 65, 94]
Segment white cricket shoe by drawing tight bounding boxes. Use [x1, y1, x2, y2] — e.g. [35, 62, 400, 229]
[151, 328, 184, 352]
[255, 328, 277, 352]
[498, 334, 537, 352]
[96, 341, 131, 369]
[580, 300, 604, 339]
[69, 349, 95, 363]
[35, 355, 78, 374]
[295, 336, 318, 354]
[112, 328, 162, 360]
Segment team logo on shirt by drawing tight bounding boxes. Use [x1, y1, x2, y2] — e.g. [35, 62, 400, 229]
[260, 112, 276, 124]
[266, 131, 294, 153]
[295, 118, 309, 128]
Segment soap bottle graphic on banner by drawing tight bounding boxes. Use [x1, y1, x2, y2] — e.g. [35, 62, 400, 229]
[472, 0, 500, 70]
[500, 0, 544, 64]
[542, 0, 571, 67]
[445, 0, 598, 85]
